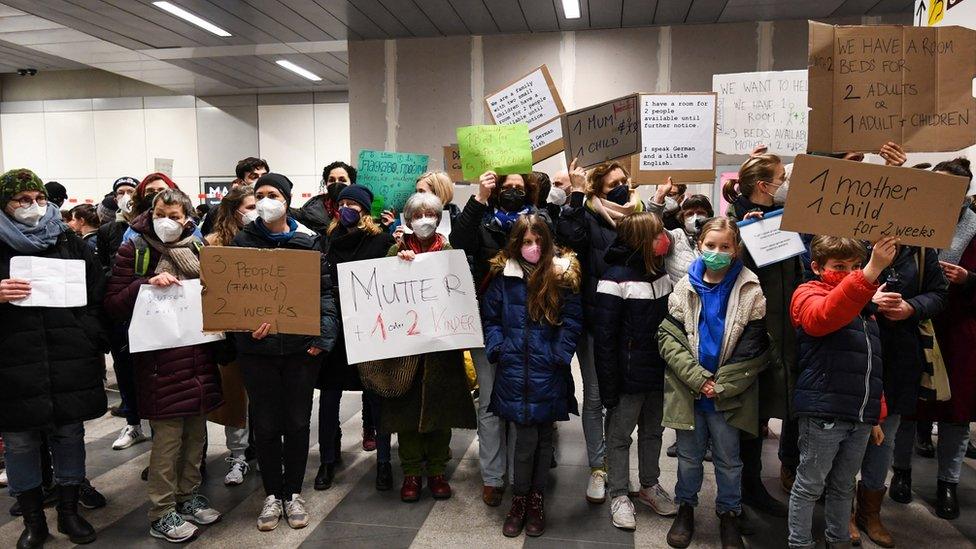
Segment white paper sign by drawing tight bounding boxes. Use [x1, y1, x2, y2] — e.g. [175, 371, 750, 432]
[128, 279, 224, 353]
[399, 213, 452, 237]
[154, 157, 174, 177]
[9, 256, 87, 307]
[486, 68, 561, 128]
[736, 209, 806, 268]
[530, 118, 563, 152]
[640, 94, 716, 171]
[337, 250, 484, 364]
[713, 70, 809, 155]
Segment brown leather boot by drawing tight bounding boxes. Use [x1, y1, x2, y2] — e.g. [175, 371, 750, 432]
[503, 495, 527, 537]
[482, 485, 504, 507]
[667, 504, 695, 548]
[855, 482, 893, 548]
[525, 491, 545, 537]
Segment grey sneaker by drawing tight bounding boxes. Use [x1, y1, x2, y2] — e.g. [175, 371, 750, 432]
[637, 483, 678, 516]
[177, 494, 221, 525]
[257, 495, 282, 532]
[150, 511, 198, 543]
[284, 494, 309, 529]
[224, 456, 249, 486]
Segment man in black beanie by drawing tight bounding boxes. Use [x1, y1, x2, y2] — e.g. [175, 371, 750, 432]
[44, 181, 68, 208]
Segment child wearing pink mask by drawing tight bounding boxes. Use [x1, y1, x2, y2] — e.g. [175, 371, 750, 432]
[481, 215, 584, 538]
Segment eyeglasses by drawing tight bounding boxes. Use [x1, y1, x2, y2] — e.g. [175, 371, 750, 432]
[9, 196, 47, 208]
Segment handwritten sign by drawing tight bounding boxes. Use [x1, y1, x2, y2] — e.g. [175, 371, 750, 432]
[808, 21, 976, 153]
[443, 144, 464, 182]
[337, 250, 483, 364]
[713, 70, 809, 155]
[9, 257, 86, 308]
[128, 279, 224, 353]
[485, 65, 566, 162]
[457, 124, 533, 180]
[780, 154, 968, 248]
[736, 209, 806, 268]
[561, 94, 640, 168]
[200, 246, 321, 336]
[356, 149, 429, 213]
[632, 93, 717, 184]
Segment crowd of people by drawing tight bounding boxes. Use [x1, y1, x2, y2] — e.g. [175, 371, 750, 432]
[0, 145, 973, 549]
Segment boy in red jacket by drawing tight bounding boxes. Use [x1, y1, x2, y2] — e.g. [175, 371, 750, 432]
[786, 235, 898, 549]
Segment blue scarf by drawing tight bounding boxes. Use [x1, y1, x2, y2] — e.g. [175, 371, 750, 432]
[491, 206, 530, 231]
[688, 257, 743, 413]
[0, 206, 68, 253]
[256, 217, 298, 242]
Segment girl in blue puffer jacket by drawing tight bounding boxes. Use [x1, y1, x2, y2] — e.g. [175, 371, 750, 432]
[481, 214, 583, 539]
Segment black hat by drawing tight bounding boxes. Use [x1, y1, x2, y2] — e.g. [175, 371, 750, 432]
[112, 176, 139, 193]
[100, 192, 118, 212]
[337, 184, 373, 212]
[44, 181, 67, 205]
[254, 173, 294, 206]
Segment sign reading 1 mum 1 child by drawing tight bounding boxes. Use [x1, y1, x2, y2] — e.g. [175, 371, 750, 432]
[337, 250, 483, 364]
[780, 154, 969, 248]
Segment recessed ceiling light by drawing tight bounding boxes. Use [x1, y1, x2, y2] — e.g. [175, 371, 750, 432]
[561, 0, 581, 19]
[276, 59, 322, 82]
[153, 1, 231, 37]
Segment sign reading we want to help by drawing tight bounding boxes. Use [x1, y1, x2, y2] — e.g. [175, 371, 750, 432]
[780, 154, 969, 248]
[808, 21, 976, 153]
[713, 70, 809, 155]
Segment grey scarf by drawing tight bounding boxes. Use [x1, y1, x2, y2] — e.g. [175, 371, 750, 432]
[940, 207, 976, 265]
[0, 206, 68, 253]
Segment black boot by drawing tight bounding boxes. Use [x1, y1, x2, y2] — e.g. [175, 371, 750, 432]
[915, 433, 935, 458]
[314, 463, 336, 490]
[56, 485, 96, 544]
[889, 468, 912, 504]
[667, 504, 695, 548]
[16, 487, 48, 549]
[741, 476, 788, 517]
[718, 511, 745, 549]
[936, 479, 959, 520]
[375, 462, 393, 491]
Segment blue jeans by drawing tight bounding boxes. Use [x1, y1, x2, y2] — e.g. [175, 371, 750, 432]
[675, 410, 742, 514]
[788, 417, 872, 549]
[576, 333, 607, 468]
[860, 414, 900, 491]
[893, 420, 970, 483]
[3, 423, 86, 496]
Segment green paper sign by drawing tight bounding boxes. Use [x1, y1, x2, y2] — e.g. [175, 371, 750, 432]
[457, 124, 533, 180]
[356, 149, 429, 213]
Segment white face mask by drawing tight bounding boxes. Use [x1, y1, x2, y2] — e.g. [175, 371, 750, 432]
[773, 180, 790, 207]
[118, 193, 133, 214]
[684, 214, 703, 235]
[256, 197, 286, 223]
[240, 209, 259, 226]
[12, 202, 46, 227]
[152, 217, 183, 243]
[411, 216, 438, 239]
[664, 196, 679, 213]
[547, 186, 568, 206]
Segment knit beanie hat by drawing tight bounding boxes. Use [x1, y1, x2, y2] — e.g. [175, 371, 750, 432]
[44, 181, 67, 205]
[0, 168, 45, 204]
[337, 184, 373, 212]
[254, 173, 294, 206]
[113, 176, 139, 193]
[135, 172, 178, 199]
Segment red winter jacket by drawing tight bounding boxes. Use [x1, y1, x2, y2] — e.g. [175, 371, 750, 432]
[791, 270, 879, 335]
[104, 217, 223, 420]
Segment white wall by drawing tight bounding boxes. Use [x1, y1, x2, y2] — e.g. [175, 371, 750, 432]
[0, 94, 351, 207]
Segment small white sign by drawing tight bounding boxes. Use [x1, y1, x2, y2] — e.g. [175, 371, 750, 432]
[128, 279, 224, 353]
[9, 256, 87, 308]
[640, 94, 716, 171]
[737, 209, 806, 268]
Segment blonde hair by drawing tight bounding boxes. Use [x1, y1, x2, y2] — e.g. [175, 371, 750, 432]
[696, 217, 743, 250]
[722, 154, 782, 204]
[617, 212, 664, 275]
[326, 213, 382, 236]
[416, 171, 454, 205]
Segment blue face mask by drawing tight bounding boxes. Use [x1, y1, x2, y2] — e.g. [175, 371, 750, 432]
[701, 250, 733, 271]
[338, 206, 361, 227]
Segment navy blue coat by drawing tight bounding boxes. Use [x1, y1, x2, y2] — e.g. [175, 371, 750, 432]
[482, 256, 584, 425]
[592, 242, 673, 408]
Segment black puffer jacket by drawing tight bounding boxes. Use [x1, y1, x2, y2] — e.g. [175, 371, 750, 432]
[592, 242, 674, 408]
[96, 219, 128, 272]
[291, 193, 334, 236]
[0, 231, 108, 431]
[229, 220, 339, 356]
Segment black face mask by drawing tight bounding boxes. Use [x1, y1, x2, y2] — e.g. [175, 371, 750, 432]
[606, 184, 630, 205]
[498, 188, 526, 212]
[139, 191, 159, 213]
[326, 182, 348, 199]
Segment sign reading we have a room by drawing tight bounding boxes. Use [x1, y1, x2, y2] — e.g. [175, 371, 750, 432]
[780, 154, 969, 248]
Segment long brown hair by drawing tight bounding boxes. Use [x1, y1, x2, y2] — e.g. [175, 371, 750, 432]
[721, 154, 781, 204]
[617, 212, 665, 275]
[206, 185, 254, 246]
[489, 173, 539, 209]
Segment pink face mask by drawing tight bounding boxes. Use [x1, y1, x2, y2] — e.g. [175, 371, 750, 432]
[521, 244, 542, 264]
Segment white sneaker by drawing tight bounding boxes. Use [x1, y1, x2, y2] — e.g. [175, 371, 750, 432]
[177, 494, 222, 525]
[224, 456, 249, 486]
[284, 494, 309, 529]
[257, 495, 282, 532]
[150, 511, 198, 543]
[610, 495, 637, 530]
[637, 483, 678, 516]
[112, 425, 147, 450]
[0, 469, 7, 487]
[586, 470, 607, 504]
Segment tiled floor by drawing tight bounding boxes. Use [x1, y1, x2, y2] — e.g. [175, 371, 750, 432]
[2, 368, 975, 548]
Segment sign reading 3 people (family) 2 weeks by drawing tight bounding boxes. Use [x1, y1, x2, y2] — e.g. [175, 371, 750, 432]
[780, 154, 969, 248]
[337, 250, 483, 364]
[484, 65, 566, 162]
[713, 70, 809, 155]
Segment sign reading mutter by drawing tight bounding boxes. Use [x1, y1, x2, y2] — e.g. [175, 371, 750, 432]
[337, 250, 483, 364]
[201, 246, 321, 336]
[780, 154, 969, 248]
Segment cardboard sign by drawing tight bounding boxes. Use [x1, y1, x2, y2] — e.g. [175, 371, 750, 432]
[484, 65, 566, 162]
[713, 70, 809, 155]
[200, 246, 321, 336]
[780, 154, 969, 248]
[632, 93, 717, 184]
[807, 21, 976, 153]
[561, 94, 640, 168]
[9, 257, 86, 308]
[128, 279, 225, 353]
[356, 149, 430, 213]
[443, 144, 464, 182]
[736, 209, 806, 268]
[336, 250, 483, 364]
[457, 124, 533, 180]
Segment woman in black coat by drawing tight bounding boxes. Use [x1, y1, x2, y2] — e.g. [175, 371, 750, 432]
[0, 169, 107, 547]
[315, 185, 396, 493]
